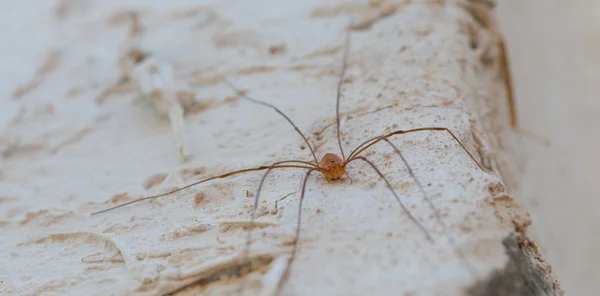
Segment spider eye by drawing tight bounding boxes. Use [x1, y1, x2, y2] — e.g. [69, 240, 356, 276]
[331, 160, 334, 163]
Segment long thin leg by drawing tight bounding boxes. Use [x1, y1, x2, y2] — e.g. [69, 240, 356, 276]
[261, 160, 318, 168]
[242, 163, 316, 272]
[220, 77, 319, 165]
[273, 168, 317, 296]
[347, 127, 484, 171]
[347, 156, 433, 242]
[238, 163, 312, 295]
[335, 24, 351, 161]
[90, 161, 315, 215]
[380, 138, 479, 279]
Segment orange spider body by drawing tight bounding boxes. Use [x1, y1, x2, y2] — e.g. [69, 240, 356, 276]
[318, 153, 346, 180]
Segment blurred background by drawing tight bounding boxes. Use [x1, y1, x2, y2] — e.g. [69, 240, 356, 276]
[498, 1, 599, 295]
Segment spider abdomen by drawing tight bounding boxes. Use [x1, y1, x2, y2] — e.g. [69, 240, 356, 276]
[319, 153, 346, 180]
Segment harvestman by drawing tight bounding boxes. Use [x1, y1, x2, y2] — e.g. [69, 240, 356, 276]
[91, 27, 487, 290]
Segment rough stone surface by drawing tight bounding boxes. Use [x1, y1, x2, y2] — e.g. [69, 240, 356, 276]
[0, 1, 561, 295]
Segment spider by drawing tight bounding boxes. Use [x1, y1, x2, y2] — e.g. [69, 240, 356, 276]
[92, 25, 486, 293]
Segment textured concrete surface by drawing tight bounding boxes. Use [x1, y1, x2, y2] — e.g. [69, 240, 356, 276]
[0, 1, 560, 295]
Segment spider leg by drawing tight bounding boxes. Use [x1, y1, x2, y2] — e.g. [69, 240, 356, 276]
[348, 127, 484, 171]
[335, 22, 352, 161]
[220, 77, 319, 165]
[347, 156, 433, 241]
[379, 137, 479, 279]
[236, 162, 315, 295]
[272, 168, 317, 296]
[91, 161, 314, 215]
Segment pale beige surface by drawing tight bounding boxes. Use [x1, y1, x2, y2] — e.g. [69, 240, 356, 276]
[0, 1, 545, 295]
[498, 1, 600, 295]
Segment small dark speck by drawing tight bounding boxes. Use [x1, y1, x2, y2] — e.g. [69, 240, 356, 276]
[300, 145, 306, 150]
[427, 183, 432, 186]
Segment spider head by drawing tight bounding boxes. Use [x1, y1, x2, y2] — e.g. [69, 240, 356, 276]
[319, 153, 346, 180]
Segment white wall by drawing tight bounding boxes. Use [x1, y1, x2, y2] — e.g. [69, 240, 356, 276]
[498, 1, 600, 295]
